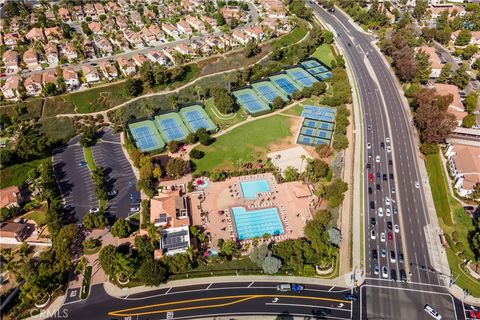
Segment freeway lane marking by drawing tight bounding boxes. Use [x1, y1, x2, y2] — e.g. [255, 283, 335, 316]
[108, 294, 351, 317]
[265, 302, 351, 313]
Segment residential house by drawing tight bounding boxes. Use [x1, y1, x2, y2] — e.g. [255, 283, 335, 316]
[175, 43, 195, 56]
[202, 15, 217, 28]
[221, 6, 244, 21]
[147, 50, 168, 65]
[130, 11, 144, 27]
[162, 48, 176, 63]
[45, 10, 56, 21]
[42, 70, 57, 86]
[25, 27, 45, 42]
[63, 67, 80, 89]
[0, 222, 30, 242]
[162, 23, 178, 37]
[205, 36, 224, 50]
[23, 48, 41, 71]
[3, 50, 19, 73]
[156, 226, 191, 257]
[433, 83, 467, 125]
[451, 30, 480, 46]
[88, 21, 103, 34]
[9, 17, 21, 32]
[24, 73, 43, 96]
[185, 16, 206, 33]
[99, 61, 119, 81]
[116, 15, 130, 30]
[102, 18, 116, 33]
[132, 53, 149, 67]
[116, 57, 137, 76]
[1, 75, 21, 100]
[445, 143, 480, 198]
[150, 190, 190, 228]
[3, 33, 20, 47]
[58, 7, 71, 22]
[94, 3, 106, 15]
[84, 41, 97, 59]
[95, 36, 113, 54]
[418, 46, 443, 78]
[0, 186, 23, 209]
[176, 20, 193, 35]
[72, 6, 85, 21]
[44, 43, 59, 65]
[62, 42, 78, 61]
[44, 27, 62, 42]
[124, 30, 144, 48]
[106, 2, 121, 13]
[232, 29, 249, 45]
[148, 24, 164, 40]
[245, 25, 265, 41]
[118, 0, 130, 11]
[82, 65, 100, 83]
[140, 27, 157, 44]
[83, 3, 97, 18]
[114, 34, 130, 51]
[144, 8, 157, 21]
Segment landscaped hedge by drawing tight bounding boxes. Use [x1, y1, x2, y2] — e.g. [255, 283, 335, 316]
[193, 167, 278, 181]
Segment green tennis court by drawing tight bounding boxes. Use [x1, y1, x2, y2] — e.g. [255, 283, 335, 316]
[251, 81, 288, 103]
[285, 67, 318, 88]
[179, 105, 216, 132]
[269, 74, 302, 96]
[232, 88, 270, 115]
[128, 120, 165, 152]
[154, 113, 190, 142]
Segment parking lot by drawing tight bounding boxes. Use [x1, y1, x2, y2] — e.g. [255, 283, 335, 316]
[91, 128, 139, 219]
[53, 136, 98, 222]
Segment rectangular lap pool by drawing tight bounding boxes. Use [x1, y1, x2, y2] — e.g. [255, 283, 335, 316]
[240, 179, 270, 199]
[232, 206, 284, 240]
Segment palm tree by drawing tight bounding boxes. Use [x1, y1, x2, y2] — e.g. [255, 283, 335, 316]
[144, 103, 155, 118]
[300, 154, 307, 173]
[194, 85, 202, 101]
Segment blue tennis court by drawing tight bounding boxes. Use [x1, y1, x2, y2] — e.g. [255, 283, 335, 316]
[256, 85, 280, 102]
[301, 60, 321, 69]
[316, 72, 332, 80]
[291, 70, 316, 87]
[158, 118, 185, 141]
[238, 93, 264, 112]
[133, 126, 159, 150]
[184, 110, 209, 131]
[272, 78, 298, 94]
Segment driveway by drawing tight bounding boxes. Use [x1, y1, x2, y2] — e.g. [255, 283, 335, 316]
[53, 136, 98, 222]
[92, 128, 139, 219]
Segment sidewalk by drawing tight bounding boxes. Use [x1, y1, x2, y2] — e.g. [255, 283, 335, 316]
[103, 273, 360, 298]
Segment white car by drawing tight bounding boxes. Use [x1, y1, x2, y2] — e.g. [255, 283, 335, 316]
[380, 232, 386, 242]
[394, 224, 400, 233]
[367, 142, 371, 149]
[373, 264, 379, 275]
[386, 137, 390, 143]
[376, 155, 380, 163]
[371, 229, 376, 240]
[424, 305, 442, 320]
[385, 197, 391, 206]
[386, 146, 391, 153]
[382, 266, 388, 278]
[89, 207, 99, 213]
[386, 208, 391, 217]
[378, 207, 383, 217]
[415, 181, 420, 188]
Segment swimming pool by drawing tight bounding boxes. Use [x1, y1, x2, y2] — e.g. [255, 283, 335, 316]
[232, 206, 284, 240]
[240, 179, 270, 199]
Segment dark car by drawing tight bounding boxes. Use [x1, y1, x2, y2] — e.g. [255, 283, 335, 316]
[388, 159, 393, 166]
[372, 249, 378, 260]
[368, 187, 372, 194]
[390, 173, 394, 180]
[344, 293, 358, 301]
[393, 206, 398, 215]
[370, 201, 375, 210]
[391, 269, 397, 281]
[400, 269, 407, 282]
[371, 217, 376, 226]
[366, 163, 371, 169]
[382, 174, 387, 181]
[399, 252, 404, 264]
[376, 184, 381, 191]
[347, 42, 351, 47]
[312, 308, 331, 316]
[380, 142, 385, 148]
[376, 172, 381, 179]
[387, 221, 392, 229]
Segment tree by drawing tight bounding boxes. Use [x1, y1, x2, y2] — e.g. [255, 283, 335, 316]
[262, 253, 282, 274]
[189, 149, 204, 159]
[140, 61, 155, 88]
[154, 64, 169, 85]
[437, 63, 452, 83]
[462, 45, 479, 60]
[455, 29, 472, 46]
[42, 83, 58, 97]
[164, 253, 191, 274]
[473, 58, 480, 70]
[124, 77, 143, 97]
[332, 133, 349, 150]
[420, 143, 438, 155]
[244, 39, 261, 58]
[92, 167, 108, 201]
[211, 87, 235, 114]
[83, 211, 108, 230]
[304, 210, 332, 254]
[413, 0, 428, 20]
[415, 50, 432, 84]
[283, 166, 300, 182]
[452, 64, 470, 89]
[111, 218, 132, 238]
[311, 81, 327, 96]
[219, 239, 240, 259]
[249, 245, 270, 267]
[272, 96, 286, 110]
[165, 157, 187, 178]
[315, 144, 332, 158]
[465, 92, 478, 113]
[167, 140, 182, 153]
[325, 179, 348, 208]
[468, 222, 480, 261]
[197, 128, 212, 146]
[79, 126, 97, 147]
[136, 258, 168, 286]
[99, 245, 117, 277]
[471, 184, 480, 201]
[462, 114, 476, 128]
[185, 132, 198, 144]
[215, 12, 226, 26]
[305, 159, 329, 183]
[45, 200, 63, 237]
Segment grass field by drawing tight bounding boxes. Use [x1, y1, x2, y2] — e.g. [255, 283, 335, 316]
[83, 147, 96, 171]
[312, 44, 335, 67]
[273, 26, 308, 48]
[24, 210, 46, 226]
[203, 98, 248, 129]
[39, 117, 76, 142]
[426, 153, 453, 226]
[446, 247, 480, 297]
[71, 82, 129, 114]
[193, 115, 292, 173]
[0, 157, 51, 188]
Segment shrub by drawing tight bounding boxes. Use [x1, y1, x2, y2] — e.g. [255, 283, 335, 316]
[455, 242, 464, 253]
[420, 143, 438, 155]
[189, 149, 205, 159]
[111, 218, 133, 238]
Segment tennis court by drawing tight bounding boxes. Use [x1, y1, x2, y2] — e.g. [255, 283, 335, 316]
[301, 105, 336, 123]
[251, 81, 288, 103]
[315, 72, 332, 80]
[296, 104, 336, 147]
[154, 113, 189, 142]
[303, 118, 334, 131]
[300, 59, 321, 69]
[128, 120, 165, 152]
[232, 88, 270, 114]
[285, 67, 318, 87]
[300, 127, 332, 139]
[297, 134, 330, 146]
[179, 105, 216, 133]
[270, 74, 301, 96]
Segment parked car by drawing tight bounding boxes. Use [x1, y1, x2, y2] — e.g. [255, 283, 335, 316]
[276, 283, 304, 292]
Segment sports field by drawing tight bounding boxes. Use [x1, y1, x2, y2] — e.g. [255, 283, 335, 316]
[154, 113, 190, 143]
[128, 120, 166, 152]
[179, 104, 217, 132]
[269, 74, 302, 96]
[232, 88, 270, 115]
[193, 115, 293, 173]
[251, 81, 288, 103]
[285, 67, 318, 88]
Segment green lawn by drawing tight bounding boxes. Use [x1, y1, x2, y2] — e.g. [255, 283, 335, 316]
[273, 26, 308, 48]
[193, 115, 292, 173]
[312, 44, 336, 67]
[83, 147, 96, 171]
[0, 157, 51, 188]
[446, 247, 480, 297]
[80, 266, 93, 299]
[281, 103, 304, 116]
[24, 210, 46, 226]
[71, 82, 129, 114]
[426, 153, 453, 226]
[203, 98, 248, 129]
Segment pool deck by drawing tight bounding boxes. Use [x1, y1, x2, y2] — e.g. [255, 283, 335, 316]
[196, 173, 317, 250]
